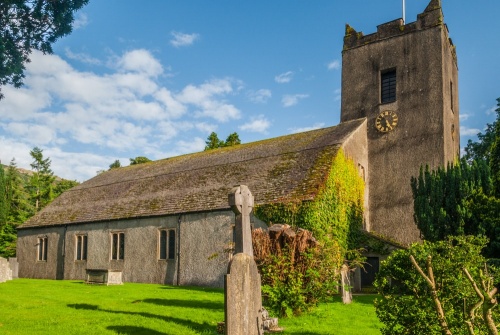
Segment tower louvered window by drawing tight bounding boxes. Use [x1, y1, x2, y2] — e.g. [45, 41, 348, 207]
[381, 69, 396, 103]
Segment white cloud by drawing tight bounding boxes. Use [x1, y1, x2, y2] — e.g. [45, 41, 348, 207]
[247, 89, 272, 104]
[334, 88, 341, 102]
[288, 123, 325, 134]
[486, 105, 497, 115]
[0, 49, 247, 181]
[239, 115, 271, 133]
[170, 31, 200, 48]
[459, 113, 471, 121]
[168, 137, 206, 156]
[275, 71, 294, 83]
[460, 126, 481, 136]
[177, 79, 241, 122]
[73, 13, 88, 29]
[4, 122, 57, 145]
[327, 59, 340, 70]
[116, 49, 163, 77]
[65, 48, 101, 65]
[282, 94, 309, 107]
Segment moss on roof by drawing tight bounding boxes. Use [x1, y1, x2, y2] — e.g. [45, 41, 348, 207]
[20, 119, 365, 228]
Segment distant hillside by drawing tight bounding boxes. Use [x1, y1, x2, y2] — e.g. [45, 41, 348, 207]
[1, 164, 64, 182]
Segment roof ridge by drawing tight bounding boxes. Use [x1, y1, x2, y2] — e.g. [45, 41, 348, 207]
[71, 119, 365, 192]
[73, 141, 343, 192]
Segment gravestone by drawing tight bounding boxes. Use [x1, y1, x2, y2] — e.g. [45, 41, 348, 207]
[0, 257, 13, 283]
[225, 185, 263, 335]
[9, 258, 18, 279]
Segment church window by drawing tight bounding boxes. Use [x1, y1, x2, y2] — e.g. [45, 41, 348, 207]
[37, 236, 47, 261]
[381, 69, 396, 103]
[111, 232, 125, 260]
[75, 235, 88, 261]
[159, 229, 176, 260]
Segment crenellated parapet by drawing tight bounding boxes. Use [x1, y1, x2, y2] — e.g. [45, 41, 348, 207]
[343, 0, 454, 62]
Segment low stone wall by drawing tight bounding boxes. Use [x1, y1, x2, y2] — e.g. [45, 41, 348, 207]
[0, 257, 13, 283]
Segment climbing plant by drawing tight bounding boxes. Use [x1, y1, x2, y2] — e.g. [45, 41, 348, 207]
[253, 150, 365, 315]
[254, 149, 365, 254]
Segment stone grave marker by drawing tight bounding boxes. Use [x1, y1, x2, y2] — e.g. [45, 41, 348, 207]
[225, 185, 263, 335]
[0, 257, 13, 283]
[9, 257, 18, 279]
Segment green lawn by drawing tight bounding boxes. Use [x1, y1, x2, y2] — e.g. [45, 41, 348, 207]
[0, 279, 381, 334]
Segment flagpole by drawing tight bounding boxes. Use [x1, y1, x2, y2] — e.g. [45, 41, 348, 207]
[402, 0, 406, 23]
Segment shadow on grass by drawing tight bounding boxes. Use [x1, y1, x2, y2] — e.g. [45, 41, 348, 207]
[349, 294, 378, 305]
[107, 325, 166, 335]
[142, 298, 223, 310]
[159, 285, 223, 294]
[67, 303, 214, 332]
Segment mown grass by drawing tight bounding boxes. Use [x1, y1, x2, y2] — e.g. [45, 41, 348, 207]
[0, 279, 381, 334]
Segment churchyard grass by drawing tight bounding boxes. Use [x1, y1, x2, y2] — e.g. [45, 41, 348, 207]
[0, 279, 381, 334]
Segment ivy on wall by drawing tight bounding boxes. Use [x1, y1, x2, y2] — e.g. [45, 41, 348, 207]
[254, 148, 365, 257]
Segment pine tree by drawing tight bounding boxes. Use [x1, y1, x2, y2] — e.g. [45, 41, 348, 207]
[6, 158, 33, 223]
[223, 132, 241, 147]
[28, 147, 55, 212]
[204, 132, 224, 150]
[0, 164, 7, 225]
[489, 98, 500, 197]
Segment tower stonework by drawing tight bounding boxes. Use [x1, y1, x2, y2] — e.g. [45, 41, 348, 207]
[341, 0, 460, 244]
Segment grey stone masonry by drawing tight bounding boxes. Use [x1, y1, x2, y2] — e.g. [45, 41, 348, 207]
[9, 258, 18, 279]
[0, 257, 13, 283]
[225, 185, 263, 335]
[225, 253, 263, 335]
[228, 185, 254, 257]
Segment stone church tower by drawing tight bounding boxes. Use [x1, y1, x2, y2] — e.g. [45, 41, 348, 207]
[341, 0, 460, 245]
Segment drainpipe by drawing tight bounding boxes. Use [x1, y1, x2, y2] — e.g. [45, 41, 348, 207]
[61, 225, 68, 279]
[176, 215, 181, 286]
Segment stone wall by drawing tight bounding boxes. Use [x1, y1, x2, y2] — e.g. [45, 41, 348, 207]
[0, 257, 13, 283]
[16, 210, 267, 287]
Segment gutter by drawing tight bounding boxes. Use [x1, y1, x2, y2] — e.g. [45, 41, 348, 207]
[176, 215, 182, 286]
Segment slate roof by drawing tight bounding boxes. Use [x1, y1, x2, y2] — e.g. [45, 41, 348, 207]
[20, 119, 365, 228]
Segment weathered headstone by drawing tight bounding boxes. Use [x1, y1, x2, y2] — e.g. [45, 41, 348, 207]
[9, 258, 18, 279]
[225, 185, 263, 335]
[0, 257, 13, 283]
[340, 264, 352, 304]
[228, 185, 254, 256]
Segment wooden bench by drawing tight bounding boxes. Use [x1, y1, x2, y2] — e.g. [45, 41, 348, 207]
[85, 269, 122, 285]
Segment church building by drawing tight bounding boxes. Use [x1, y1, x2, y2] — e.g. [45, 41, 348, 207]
[16, 0, 459, 288]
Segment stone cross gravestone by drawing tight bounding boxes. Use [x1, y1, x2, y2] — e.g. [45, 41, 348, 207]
[225, 185, 263, 335]
[228, 185, 254, 257]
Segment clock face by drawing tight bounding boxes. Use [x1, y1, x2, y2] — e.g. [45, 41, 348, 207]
[375, 110, 398, 132]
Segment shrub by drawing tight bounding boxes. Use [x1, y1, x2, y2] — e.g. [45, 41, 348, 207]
[374, 236, 498, 335]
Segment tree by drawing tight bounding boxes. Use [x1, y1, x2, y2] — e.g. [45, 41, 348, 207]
[464, 98, 500, 164]
[129, 156, 152, 165]
[224, 132, 241, 147]
[28, 147, 55, 211]
[109, 160, 121, 169]
[5, 158, 33, 224]
[53, 179, 79, 198]
[204, 132, 224, 150]
[411, 159, 492, 241]
[0, 164, 8, 225]
[489, 98, 500, 197]
[205, 131, 242, 150]
[0, 0, 89, 99]
[374, 236, 498, 335]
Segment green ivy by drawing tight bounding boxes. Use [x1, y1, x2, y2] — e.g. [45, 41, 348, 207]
[255, 149, 365, 254]
[254, 150, 365, 316]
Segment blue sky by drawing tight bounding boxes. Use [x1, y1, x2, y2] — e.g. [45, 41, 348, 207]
[1, 0, 499, 181]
